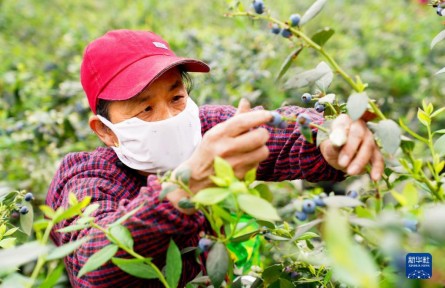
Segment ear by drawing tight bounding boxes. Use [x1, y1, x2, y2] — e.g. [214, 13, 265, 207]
[89, 115, 118, 147]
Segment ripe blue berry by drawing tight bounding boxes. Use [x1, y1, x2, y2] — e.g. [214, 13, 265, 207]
[295, 211, 307, 221]
[301, 93, 312, 104]
[403, 219, 418, 232]
[24, 192, 34, 202]
[252, 0, 264, 14]
[290, 271, 300, 279]
[289, 14, 301, 27]
[315, 102, 325, 113]
[296, 113, 311, 127]
[346, 190, 359, 198]
[278, 120, 288, 129]
[281, 28, 292, 38]
[302, 199, 316, 214]
[19, 206, 29, 215]
[271, 24, 281, 35]
[198, 238, 214, 252]
[437, 7, 444, 16]
[267, 111, 287, 129]
[313, 196, 326, 207]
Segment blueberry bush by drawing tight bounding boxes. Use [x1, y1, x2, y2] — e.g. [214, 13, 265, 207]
[2, 0, 445, 287]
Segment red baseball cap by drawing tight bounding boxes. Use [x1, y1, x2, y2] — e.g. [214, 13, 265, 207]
[80, 30, 210, 114]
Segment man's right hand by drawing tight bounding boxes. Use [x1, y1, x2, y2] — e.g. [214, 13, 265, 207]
[184, 99, 272, 193]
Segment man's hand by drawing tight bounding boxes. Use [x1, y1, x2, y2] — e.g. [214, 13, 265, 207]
[174, 99, 272, 195]
[319, 114, 384, 181]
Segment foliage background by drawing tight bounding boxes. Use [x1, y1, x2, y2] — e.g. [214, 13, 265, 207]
[1, 0, 445, 285]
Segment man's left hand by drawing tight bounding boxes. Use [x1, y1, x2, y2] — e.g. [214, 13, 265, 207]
[319, 114, 384, 181]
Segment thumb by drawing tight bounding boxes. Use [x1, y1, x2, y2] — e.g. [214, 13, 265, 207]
[234, 98, 251, 116]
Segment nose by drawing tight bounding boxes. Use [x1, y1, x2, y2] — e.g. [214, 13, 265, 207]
[157, 103, 176, 121]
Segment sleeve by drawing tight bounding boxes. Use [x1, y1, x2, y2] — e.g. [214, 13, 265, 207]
[50, 165, 205, 287]
[199, 104, 345, 183]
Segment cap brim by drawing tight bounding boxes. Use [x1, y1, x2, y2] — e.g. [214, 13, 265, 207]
[98, 55, 210, 103]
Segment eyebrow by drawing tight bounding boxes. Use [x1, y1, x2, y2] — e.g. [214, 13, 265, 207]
[130, 80, 183, 105]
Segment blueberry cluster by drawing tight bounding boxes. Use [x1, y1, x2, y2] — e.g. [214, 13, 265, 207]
[433, 1, 445, 16]
[267, 111, 288, 129]
[16, 192, 34, 215]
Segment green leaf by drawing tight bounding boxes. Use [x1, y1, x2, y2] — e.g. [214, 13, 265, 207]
[206, 242, 229, 288]
[209, 175, 230, 187]
[254, 183, 273, 202]
[400, 136, 415, 154]
[57, 223, 89, 233]
[83, 203, 100, 217]
[431, 107, 445, 118]
[214, 156, 235, 180]
[244, 167, 257, 186]
[4, 227, 19, 237]
[237, 194, 281, 222]
[375, 119, 402, 154]
[402, 182, 418, 208]
[276, 47, 303, 81]
[175, 166, 192, 185]
[109, 225, 133, 250]
[284, 63, 330, 90]
[192, 188, 231, 205]
[20, 201, 34, 235]
[435, 67, 445, 76]
[39, 205, 55, 219]
[431, 29, 445, 49]
[300, 125, 313, 144]
[300, 0, 328, 26]
[311, 27, 335, 47]
[46, 237, 90, 260]
[178, 197, 195, 209]
[346, 92, 369, 121]
[78, 244, 119, 278]
[292, 219, 323, 240]
[53, 197, 92, 224]
[262, 264, 282, 284]
[0, 241, 50, 274]
[434, 134, 445, 157]
[40, 263, 65, 288]
[68, 192, 79, 206]
[0, 238, 16, 248]
[322, 196, 363, 208]
[295, 231, 319, 241]
[315, 62, 334, 92]
[256, 220, 276, 230]
[324, 209, 379, 288]
[230, 230, 259, 243]
[417, 108, 431, 126]
[159, 184, 179, 201]
[33, 219, 50, 232]
[111, 257, 158, 279]
[166, 239, 182, 288]
[109, 205, 143, 227]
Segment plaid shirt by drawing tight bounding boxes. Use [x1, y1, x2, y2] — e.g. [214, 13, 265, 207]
[47, 104, 344, 287]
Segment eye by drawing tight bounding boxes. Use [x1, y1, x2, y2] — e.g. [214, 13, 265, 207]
[172, 95, 184, 103]
[144, 106, 152, 112]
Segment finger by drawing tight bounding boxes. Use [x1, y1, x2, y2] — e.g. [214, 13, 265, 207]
[234, 98, 251, 116]
[338, 120, 366, 168]
[346, 130, 374, 175]
[369, 146, 384, 181]
[330, 113, 352, 132]
[223, 110, 273, 137]
[229, 127, 270, 154]
[226, 146, 270, 177]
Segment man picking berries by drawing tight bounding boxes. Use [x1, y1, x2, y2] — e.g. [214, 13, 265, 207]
[46, 30, 383, 287]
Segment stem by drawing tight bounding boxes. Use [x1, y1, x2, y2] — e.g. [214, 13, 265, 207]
[309, 123, 329, 133]
[368, 101, 386, 121]
[200, 207, 222, 239]
[27, 222, 54, 288]
[91, 222, 171, 288]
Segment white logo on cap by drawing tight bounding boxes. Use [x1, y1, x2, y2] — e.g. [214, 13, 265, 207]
[153, 42, 168, 50]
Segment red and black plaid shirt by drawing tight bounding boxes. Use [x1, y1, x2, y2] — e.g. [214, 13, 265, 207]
[47, 104, 344, 287]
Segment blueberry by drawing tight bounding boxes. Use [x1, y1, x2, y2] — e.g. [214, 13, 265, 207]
[403, 219, 418, 232]
[290, 271, 300, 279]
[271, 24, 281, 35]
[302, 199, 316, 214]
[10, 210, 20, 220]
[24, 192, 34, 202]
[296, 113, 311, 127]
[301, 93, 312, 104]
[267, 111, 287, 128]
[289, 14, 301, 27]
[295, 211, 307, 221]
[19, 206, 29, 215]
[278, 120, 288, 129]
[437, 7, 444, 16]
[284, 266, 292, 273]
[314, 102, 325, 113]
[346, 190, 359, 198]
[281, 28, 292, 38]
[252, 0, 264, 14]
[198, 238, 214, 252]
[313, 196, 326, 207]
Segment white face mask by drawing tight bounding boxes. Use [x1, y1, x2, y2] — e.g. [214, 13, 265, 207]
[97, 98, 202, 173]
